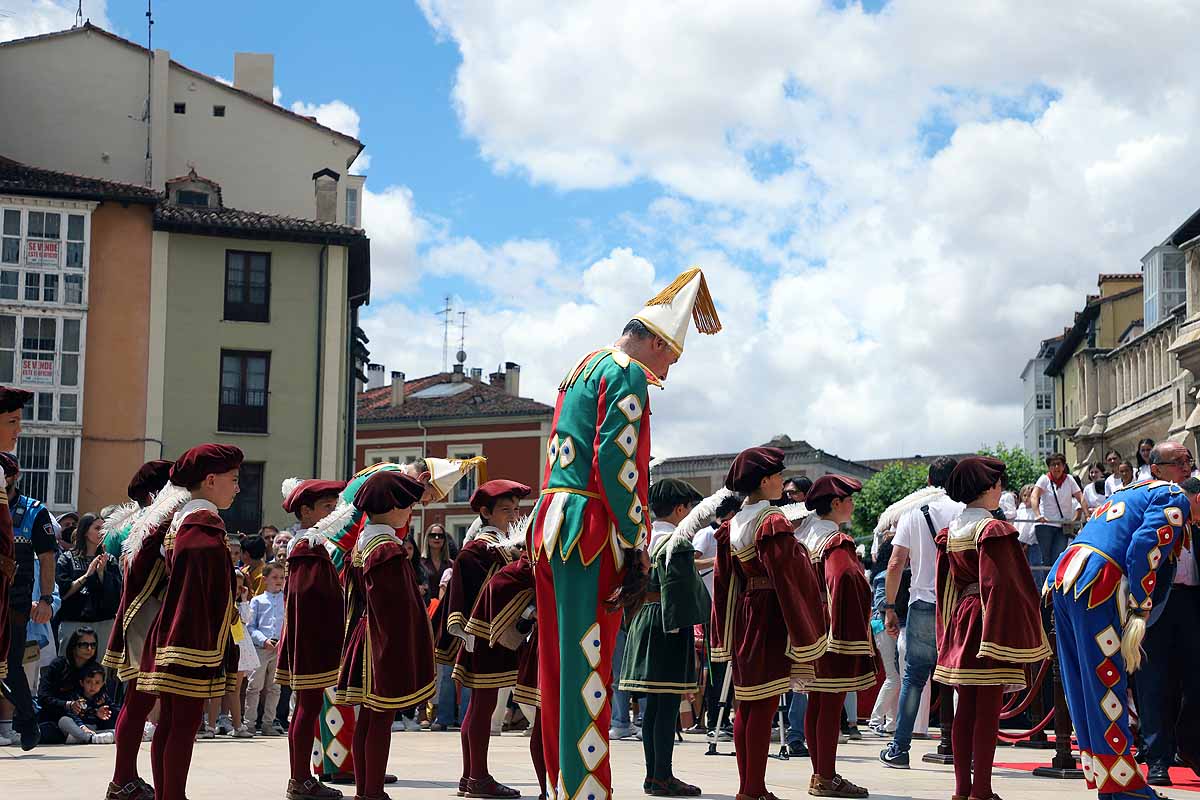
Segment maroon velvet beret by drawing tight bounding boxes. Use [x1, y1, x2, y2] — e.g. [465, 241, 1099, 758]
[804, 474, 863, 510]
[724, 446, 787, 494]
[0, 452, 18, 478]
[469, 479, 532, 513]
[282, 479, 347, 515]
[128, 460, 173, 504]
[354, 470, 425, 515]
[0, 387, 32, 414]
[169, 444, 244, 487]
[946, 456, 1006, 504]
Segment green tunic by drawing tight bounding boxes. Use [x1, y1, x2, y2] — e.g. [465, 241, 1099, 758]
[619, 539, 711, 694]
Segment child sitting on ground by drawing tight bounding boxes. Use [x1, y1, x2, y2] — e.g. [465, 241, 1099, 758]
[60, 663, 119, 744]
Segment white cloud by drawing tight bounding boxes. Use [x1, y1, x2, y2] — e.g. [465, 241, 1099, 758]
[0, 0, 110, 42]
[395, 0, 1200, 460]
[289, 99, 361, 139]
[360, 183, 427, 296]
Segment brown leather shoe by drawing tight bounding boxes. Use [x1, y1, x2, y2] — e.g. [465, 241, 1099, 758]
[809, 774, 868, 798]
[105, 781, 155, 800]
[465, 777, 521, 799]
[286, 778, 344, 800]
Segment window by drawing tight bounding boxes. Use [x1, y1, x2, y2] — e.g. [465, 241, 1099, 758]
[17, 435, 49, 503]
[0, 270, 17, 300]
[345, 188, 359, 227]
[55, 437, 74, 504]
[65, 215, 84, 268]
[0, 316, 13, 383]
[224, 250, 271, 322]
[221, 461, 264, 534]
[60, 318, 80, 387]
[176, 190, 210, 207]
[1, 210, 18, 264]
[367, 450, 421, 466]
[213, 105, 226, 117]
[16, 435, 78, 509]
[1144, 246, 1187, 326]
[64, 274, 83, 305]
[21, 316, 55, 385]
[27, 212, 60, 241]
[450, 446, 481, 503]
[219, 350, 270, 433]
[1036, 392, 1052, 411]
[174, 102, 186, 114]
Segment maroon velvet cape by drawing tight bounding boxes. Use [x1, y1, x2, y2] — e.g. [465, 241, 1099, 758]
[276, 535, 344, 690]
[464, 555, 538, 700]
[806, 525, 878, 693]
[101, 516, 171, 681]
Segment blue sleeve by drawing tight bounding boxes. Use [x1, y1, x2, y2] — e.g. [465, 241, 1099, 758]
[248, 596, 267, 647]
[1126, 488, 1190, 612]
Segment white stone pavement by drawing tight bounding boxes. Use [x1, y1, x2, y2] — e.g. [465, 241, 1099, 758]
[0, 728, 1170, 800]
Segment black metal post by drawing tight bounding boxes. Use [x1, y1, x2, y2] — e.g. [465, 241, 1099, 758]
[922, 681, 954, 765]
[1033, 604, 1083, 779]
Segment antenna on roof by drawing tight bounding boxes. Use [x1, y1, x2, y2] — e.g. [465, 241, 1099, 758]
[143, 0, 154, 187]
[74, 0, 83, 27]
[437, 295, 452, 373]
[457, 310, 468, 364]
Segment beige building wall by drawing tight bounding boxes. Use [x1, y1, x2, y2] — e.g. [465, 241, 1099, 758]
[158, 233, 348, 527]
[0, 27, 362, 221]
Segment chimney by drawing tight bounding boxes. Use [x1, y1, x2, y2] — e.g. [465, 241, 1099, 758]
[470, 367, 483, 381]
[489, 370, 505, 388]
[451, 363, 465, 383]
[312, 168, 339, 223]
[366, 363, 385, 390]
[390, 371, 405, 407]
[504, 362, 520, 396]
[233, 52, 275, 103]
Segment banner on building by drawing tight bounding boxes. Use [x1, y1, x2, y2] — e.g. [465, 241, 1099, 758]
[21, 358, 53, 385]
[26, 240, 60, 267]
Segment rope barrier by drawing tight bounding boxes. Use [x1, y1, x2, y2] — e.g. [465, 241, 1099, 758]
[999, 660, 1051, 720]
[997, 708, 1056, 742]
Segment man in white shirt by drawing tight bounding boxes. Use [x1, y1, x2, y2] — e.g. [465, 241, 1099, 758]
[879, 457, 963, 769]
[1029, 452, 1088, 567]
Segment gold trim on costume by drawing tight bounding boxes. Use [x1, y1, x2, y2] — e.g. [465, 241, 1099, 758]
[977, 639, 1052, 663]
[805, 672, 879, 693]
[451, 665, 519, 689]
[932, 665, 1026, 687]
[541, 487, 601, 500]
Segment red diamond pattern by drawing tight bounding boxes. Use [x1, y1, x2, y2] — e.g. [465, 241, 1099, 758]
[1103, 722, 1128, 754]
[1095, 659, 1120, 688]
[1157, 525, 1174, 546]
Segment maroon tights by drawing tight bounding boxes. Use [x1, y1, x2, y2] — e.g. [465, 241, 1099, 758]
[461, 687, 498, 780]
[530, 710, 546, 795]
[733, 697, 777, 796]
[150, 694, 204, 800]
[112, 682, 156, 785]
[289, 688, 324, 782]
[352, 707, 394, 798]
[951, 684, 1004, 799]
[805, 691, 844, 779]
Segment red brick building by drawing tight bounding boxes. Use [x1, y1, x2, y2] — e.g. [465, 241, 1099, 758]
[355, 361, 553, 545]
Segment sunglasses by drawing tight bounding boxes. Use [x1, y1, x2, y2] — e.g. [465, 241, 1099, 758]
[428, 533, 446, 539]
[77, 641, 97, 649]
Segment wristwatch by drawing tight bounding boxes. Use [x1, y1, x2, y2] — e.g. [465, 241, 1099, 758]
[38, 594, 52, 606]
[882, 603, 896, 610]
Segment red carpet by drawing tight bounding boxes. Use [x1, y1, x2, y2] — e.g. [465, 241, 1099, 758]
[994, 761, 1200, 792]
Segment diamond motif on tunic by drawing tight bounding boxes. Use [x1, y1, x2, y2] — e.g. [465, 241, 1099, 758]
[616, 425, 637, 457]
[1141, 572, 1156, 597]
[617, 460, 638, 492]
[618, 393, 643, 422]
[1166, 506, 1184, 527]
[1148, 547, 1162, 570]
[1157, 525, 1173, 546]
[542, 492, 567, 551]
[581, 671, 606, 718]
[1095, 626, 1120, 657]
[575, 774, 607, 800]
[555, 774, 566, 800]
[1094, 658, 1120, 688]
[1100, 690, 1122, 722]
[579, 623, 602, 668]
[547, 435, 560, 466]
[1110, 756, 1136, 786]
[577, 724, 608, 771]
[1091, 758, 1109, 790]
[1105, 502, 1125, 521]
[1080, 750, 1094, 787]
[1104, 722, 1128, 754]
[559, 436, 577, 468]
[627, 497, 643, 526]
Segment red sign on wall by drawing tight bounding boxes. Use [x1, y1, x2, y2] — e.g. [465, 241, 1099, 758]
[26, 240, 60, 267]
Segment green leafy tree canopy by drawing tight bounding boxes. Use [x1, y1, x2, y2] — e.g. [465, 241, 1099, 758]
[850, 462, 929, 542]
[976, 442, 1043, 492]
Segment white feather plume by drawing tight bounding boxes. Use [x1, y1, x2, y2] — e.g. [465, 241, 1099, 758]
[462, 516, 484, 543]
[101, 500, 141, 536]
[780, 502, 814, 523]
[122, 482, 191, 560]
[872, 486, 946, 535]
[281, 477, 304, 500]
[675, 487, 739, 542]
[311, 496, 358, 542]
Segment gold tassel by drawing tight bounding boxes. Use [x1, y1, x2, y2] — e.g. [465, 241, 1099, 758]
[642, 267, 722, 335]
[452, 455, 488, 479]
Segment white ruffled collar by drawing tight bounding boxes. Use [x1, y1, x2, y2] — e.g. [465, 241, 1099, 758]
[949, 507, 992, 540]
[357, 522, 400, 551]
[796, 515, 840, 555]
[729, 500, 770, 551]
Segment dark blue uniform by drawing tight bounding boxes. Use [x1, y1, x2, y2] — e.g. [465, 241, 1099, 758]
[1045, 479, 1190, 799]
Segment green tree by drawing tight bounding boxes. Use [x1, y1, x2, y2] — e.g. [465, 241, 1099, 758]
[977, 442, 1043, 491]
[851, 462, 929, 542]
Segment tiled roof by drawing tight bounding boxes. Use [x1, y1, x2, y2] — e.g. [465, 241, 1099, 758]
[1099, 273, 1141, 282]
[0, 24, 364, 158]
[154, 202, 365, 244]
[357, 374, 554, 424]
[0, 156, 159, 204]
[653, 435, 874, 476]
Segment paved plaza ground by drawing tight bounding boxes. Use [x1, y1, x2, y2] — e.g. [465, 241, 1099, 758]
[0, 728, 1157, 800]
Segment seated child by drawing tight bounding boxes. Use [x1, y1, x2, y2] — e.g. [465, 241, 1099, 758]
[59, 663, 120, 744]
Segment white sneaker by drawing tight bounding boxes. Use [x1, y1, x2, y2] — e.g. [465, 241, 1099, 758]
[91, 731, 116, 744]
[141, 722, 156, 742]
[197, 725, 216, 740]
[233, 724, 255, 739]
[0, 733, 12, 747]
[404, 717, 421, 732]
[391, 720, 405, 732]
[67, 732, 90, 744]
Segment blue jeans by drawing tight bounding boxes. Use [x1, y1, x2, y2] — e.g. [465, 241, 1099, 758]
[787, 691, 807, 747]
[611, 627, 633, 729]
[435, 663, 470, 726]
[1034, 524, 1069, 568]
[892, 600, 936, 753]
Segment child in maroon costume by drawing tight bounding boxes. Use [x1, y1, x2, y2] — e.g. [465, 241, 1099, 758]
[276, 478, 348, 800]
[934, 457, 1051, 800]
[796, 474, 875, 799]
[335, 470, 433, 800]
[710, 447, 829, 800]
[433, 479, 531, 799]
[136, 444, 243, 800]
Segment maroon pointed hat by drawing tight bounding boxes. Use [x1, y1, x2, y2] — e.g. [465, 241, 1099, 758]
[0, 387, 32, 414]
[469, 479, 532, 513]
[804, 474, 863, 510]
[128, 460, 174, 505]
[945, 456, 1006, 504]
[169, 444, 244, 487]
[724, 446, 787, 494]
[354, 470, 425, 515]
[282, 479, 347, 514]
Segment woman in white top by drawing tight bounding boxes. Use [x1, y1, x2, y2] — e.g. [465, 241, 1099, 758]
[1135, 438, 1155, 482]
[1081, 463, 1107, 511]
[1012, 484, 1039, 552]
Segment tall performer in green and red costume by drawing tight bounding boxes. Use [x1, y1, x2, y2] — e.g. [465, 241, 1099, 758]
[529, 267, 721, 800]
[137, 444, 244, 800]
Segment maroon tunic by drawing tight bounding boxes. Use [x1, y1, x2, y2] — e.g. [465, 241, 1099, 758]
[0, 492, 12, 681]
[276, 534, 343, 690]
[101, 517, 170, 681]
[137, 503, 239, 699]
[336, 524, 436, 711]
[464, 555, 538, 702]
[710, 502, 828, 701]
[800, 517, 877, 693]
[934, 511, 1051, 687]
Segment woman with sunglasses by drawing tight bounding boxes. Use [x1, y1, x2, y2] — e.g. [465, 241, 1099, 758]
[36, 626, 104, 743]
[420, 524, 458, 604]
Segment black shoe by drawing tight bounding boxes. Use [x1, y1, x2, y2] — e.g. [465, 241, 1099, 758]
[1148, 765, 1173, 786]
[19, 722, 39, 752]
[787, 742, 809, 758]
[879, 743, 910, 769]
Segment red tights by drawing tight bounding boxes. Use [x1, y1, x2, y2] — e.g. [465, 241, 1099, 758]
[352, 707, 394, 798]
[951, 684, 1004, 799]
[529, 710, 546, 795]
[805, 691, 844, 779]
[461, 687, 498, 780]
[289, 689, 324, 782]
[112, 683, 156, 785]
[733, 697, 777, 796]
[149, 694, 204, 800]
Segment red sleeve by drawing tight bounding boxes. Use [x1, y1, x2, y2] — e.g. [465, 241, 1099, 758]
[758, 521, 828, 663]
[978, 522, 1051, 663]
[709, 522, 734, 663]
[823, 540, 874, 656]
[158, 513, 235, 668]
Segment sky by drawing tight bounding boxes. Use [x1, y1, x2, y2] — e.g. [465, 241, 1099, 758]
[6, 0, 1200, 462]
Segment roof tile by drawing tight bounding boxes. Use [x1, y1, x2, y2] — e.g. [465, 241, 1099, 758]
[357, 374, 554, 423]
